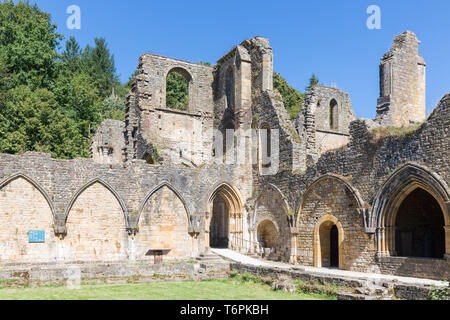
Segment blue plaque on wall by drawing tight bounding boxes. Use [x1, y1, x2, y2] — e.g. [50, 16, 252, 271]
[28, 230, 45, 243]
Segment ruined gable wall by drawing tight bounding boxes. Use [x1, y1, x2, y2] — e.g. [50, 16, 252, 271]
[125, 54, 215, 166]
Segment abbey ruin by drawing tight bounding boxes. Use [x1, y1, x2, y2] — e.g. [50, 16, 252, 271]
[0, 31, 448, 281]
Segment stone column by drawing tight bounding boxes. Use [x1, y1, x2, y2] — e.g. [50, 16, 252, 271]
[445, 225, 450, 261]
[289, 227, 299, 264]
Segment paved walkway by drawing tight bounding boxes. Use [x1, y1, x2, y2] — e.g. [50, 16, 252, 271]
[211, 248, 449, 288]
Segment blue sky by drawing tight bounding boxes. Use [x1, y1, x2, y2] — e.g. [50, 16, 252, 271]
[30, 0, 450, 119]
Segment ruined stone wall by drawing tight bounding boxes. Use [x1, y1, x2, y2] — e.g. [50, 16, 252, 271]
[376, 31, 426, 127]
[124, 54, 215, 166]
[296, 85, 357, 156]
[91, 120, 126, 165]
[257, 93, 450, 279]
[297, 178, 375, 271]
[0, 151, 253, 264]
[135, 186, 191, 259]
[64, 182, 128, 262]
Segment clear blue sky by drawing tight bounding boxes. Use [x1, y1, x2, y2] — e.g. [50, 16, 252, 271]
[30, 0, 450, 119]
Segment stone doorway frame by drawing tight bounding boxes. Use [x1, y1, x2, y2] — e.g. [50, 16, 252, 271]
[206, 183, 244, 250]
[314, 214, 344, 269]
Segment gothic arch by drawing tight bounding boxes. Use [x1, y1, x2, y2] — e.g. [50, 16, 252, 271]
[298, 174, 365, 220]
[372, 163, 450, 257]
[65, 178, 128, 225]
[207, 182, 244, 215]
[138, 181, 191, 226]
[252, 183, 291, 228]
[0, 173, 56, 218]
[207, 182, 244, 249]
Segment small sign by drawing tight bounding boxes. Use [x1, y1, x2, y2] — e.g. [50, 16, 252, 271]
[28, 230, 45, 243]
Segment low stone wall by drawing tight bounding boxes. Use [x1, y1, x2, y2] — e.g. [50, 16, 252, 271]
[0, 261, 230, 287]
[230, 263, 449, 300]
[376, 256, 450, 281]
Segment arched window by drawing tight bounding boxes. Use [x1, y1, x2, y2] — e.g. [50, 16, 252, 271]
[166, 68, 191, 111]
[260, 124, 271, 168]
[329, 99, 338, 130]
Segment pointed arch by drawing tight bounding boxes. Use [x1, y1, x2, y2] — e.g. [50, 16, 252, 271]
[138, 181, 191, 226]
[208, 182, 244, 215]
[207, 182, 244, 249]
[373, 162, 450, 227]
[372, 162, 450, 257]
[65, 178, 128, 225]
[298, 174, 365, 218]
[0, 173, 56, 218]
[252, 183, 292, 228]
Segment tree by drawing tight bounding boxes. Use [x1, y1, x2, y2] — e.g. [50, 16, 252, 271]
[306, 73, 319, 92]
[61, 36, 82, 73]
[83, 38, 119, 98]
[273, 72, 305, 120]
[0, 0, 63, 89]
[101, 90, 125, 121]
[53, 72, 101, 138]
[166, 71, 189, 110]
[0, 86, 88, 159]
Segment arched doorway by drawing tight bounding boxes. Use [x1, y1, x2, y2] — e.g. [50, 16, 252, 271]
[330, 225, 339, 267]
[373, 164, 450, 259]
[395, 188, 445, 258]
[314, 215, 344, 269]
[207, 184, 244, 250]
[210, 195, 229, 248]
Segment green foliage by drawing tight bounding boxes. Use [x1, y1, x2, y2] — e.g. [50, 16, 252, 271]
[82, 38, 119, 98]
[166, 71, 188, 111]
[430, 280, 449, 300]
[0, 1, 131, 160]
[0, 0, 63, 89]
[273, 72, 305, 120]
[0, 86, 87, 159]
[101, 93, 125, 121]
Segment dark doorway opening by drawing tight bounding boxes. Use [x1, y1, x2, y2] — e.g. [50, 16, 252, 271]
[210, 196, 229, 248]
[395, 188, 445, 258]
[330, 225, 339, 268]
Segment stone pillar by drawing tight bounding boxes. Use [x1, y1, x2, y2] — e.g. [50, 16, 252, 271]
[445, 225, 450, 260]
[289, 227, 299, 264]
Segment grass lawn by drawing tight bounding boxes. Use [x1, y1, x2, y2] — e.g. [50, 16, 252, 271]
[0, 278, 336, 300]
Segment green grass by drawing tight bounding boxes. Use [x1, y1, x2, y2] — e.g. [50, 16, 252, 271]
[0, 278, 335, 300]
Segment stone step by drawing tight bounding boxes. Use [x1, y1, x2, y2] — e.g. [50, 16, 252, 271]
[338, 293, 380, 300]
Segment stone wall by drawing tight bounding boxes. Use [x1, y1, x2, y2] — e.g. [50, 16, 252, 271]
[0, 32, 448, 283]
[376, 31, 426, 127]
[91, 120, 125, 166]
[0, 177, 57, 263]
[0, 152, 254, 264]
[295, 85, 357, 156]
